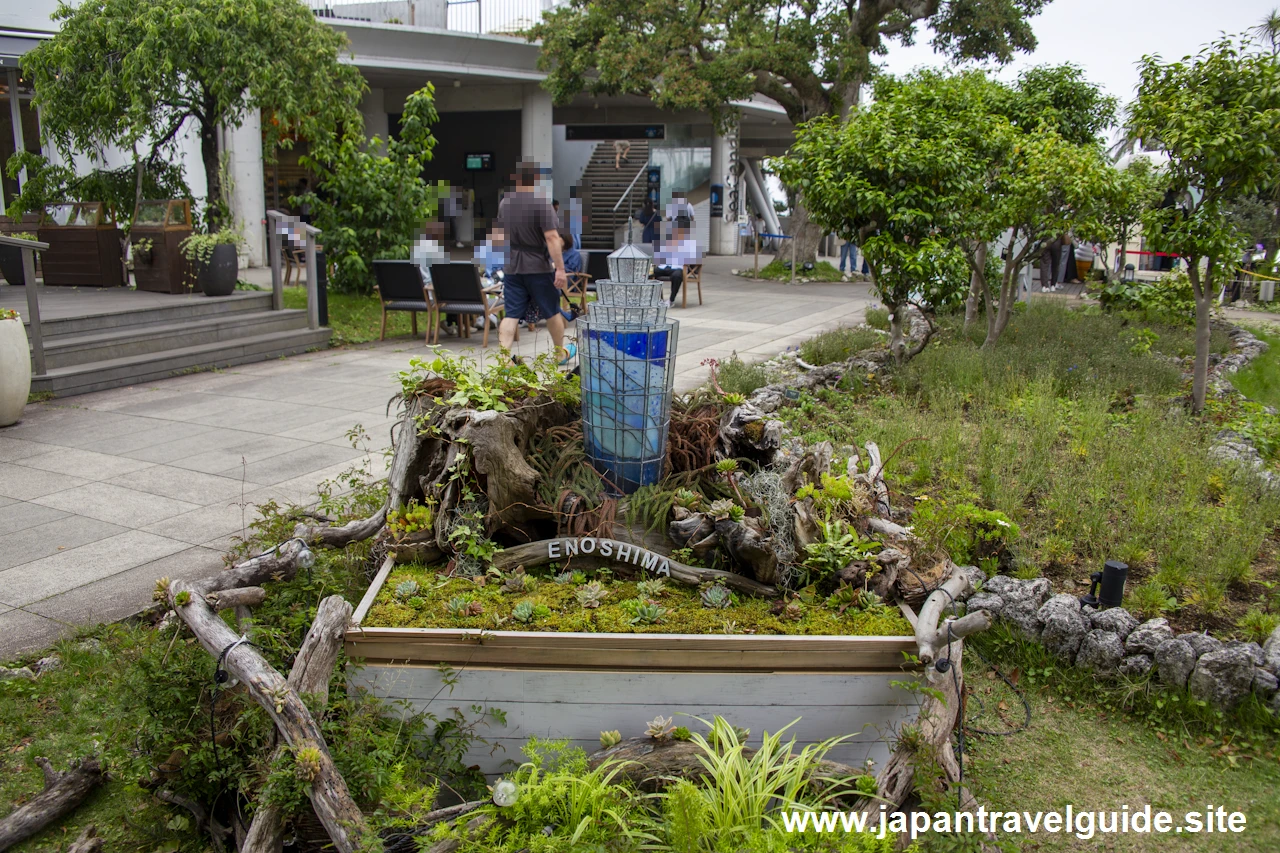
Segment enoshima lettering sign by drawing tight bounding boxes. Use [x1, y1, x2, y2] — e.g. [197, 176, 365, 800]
[545, 538, 672, 577]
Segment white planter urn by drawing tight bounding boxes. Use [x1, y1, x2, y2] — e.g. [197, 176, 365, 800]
[0, 312, 32, 426]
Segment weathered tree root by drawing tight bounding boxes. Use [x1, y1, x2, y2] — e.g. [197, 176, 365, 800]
[168, 544, 371, 853]
[65, 825, 104, 853]
[0, 756, 106, 852]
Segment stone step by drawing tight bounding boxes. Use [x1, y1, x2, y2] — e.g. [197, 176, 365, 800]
[29, 291, 275, 338]
[39, 309, 312, 370]
[30, 327, 333, 398]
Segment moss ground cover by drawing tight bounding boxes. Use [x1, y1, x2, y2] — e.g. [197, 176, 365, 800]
[367, 564, 913, 635]
[778, 303, 1280, 638]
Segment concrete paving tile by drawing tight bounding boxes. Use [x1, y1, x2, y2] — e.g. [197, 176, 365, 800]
[87, 421, 218, 456]
[0, 515, 128, 571]
[33, 482, 200, 527]
[141, 500, 260, 547]
[219, 443, 362, 487]
[0, 501, 72, 534]
[0, 436, 52, 462]
[0, 463, 90, 500]
[130, 430, 309, 471]
[0, 530, 190, 607]
[0, 606, 67, 663]
[1, 408, 145, 448]
[24, 546, 226, 629]
[104, 464, 249, 505]
[279, 412, 394, 444]
[16, 447, 155, 481]
[0, 495, 13, 508]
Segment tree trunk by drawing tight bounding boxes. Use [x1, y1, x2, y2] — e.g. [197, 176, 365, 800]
[0, 757, 106, 852]
[1188, 260, 1213, 413]
[242, 596, 353, 852]
[199, 112, 222, 233]
[887, 302, 907, 364]
[963, 242, 987, 333]
[786, 198, 824, 266]
[982, 255, 1021, 350]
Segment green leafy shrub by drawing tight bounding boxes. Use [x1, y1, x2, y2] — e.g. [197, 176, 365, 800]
[398, 348, 580, 410]
[799, 327, 883, 365]
[802, 519, 880, 584]
[795, 471, 870, 518]
[1127, 579, 1178, 619]
[1100, 270, 1196, 326]
[716, 353, 775, 397]
[910, 496, 1018, 565]
[1237, 607, 1280, 643]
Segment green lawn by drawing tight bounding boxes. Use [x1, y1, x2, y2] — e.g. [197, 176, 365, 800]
[1231, 324, 1280, 409]
[282, 284, 425, 346]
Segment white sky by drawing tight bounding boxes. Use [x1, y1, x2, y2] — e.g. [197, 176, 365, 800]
[879, 0, 1278, 108]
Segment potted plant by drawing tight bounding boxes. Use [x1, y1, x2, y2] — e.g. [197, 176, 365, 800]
[0, 232, 38, 286]
[0, 308, 31, 425]
[180, 227, 244, 296]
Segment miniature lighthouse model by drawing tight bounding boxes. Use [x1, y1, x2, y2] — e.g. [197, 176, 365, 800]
[579, 243, 680, 494]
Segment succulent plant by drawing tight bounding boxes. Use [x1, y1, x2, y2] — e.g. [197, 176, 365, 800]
[856, 589, 884, 610]
[636, 578, 667, 599]
[446, 596, 475, 616]
[722, 392, 747, 406]
[701, 585, 733, 609]
[575, 581, 608, 609]
[707, 498, 736, 520]
[503, 568, 534, 594]
[826, 583, 858, 610]
[645, 715, 675, 740]
[511, 601, 550, 624]
[672, 726, 693, 741]
[394, 579, 420, 601]
[599, 730, 623, 749]
[673, 488, 702, 510]
[630, 602, 666, 626]
[714, 459, 740, 475]
[726, 503, 746, 523]
[554, 570, 576, 584]
[781, 601, 805, 621]
[406, 596, 426, 609]
[153, 576, 171, 602]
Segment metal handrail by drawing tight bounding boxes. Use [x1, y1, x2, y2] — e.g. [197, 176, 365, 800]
[612, 163, 649, 214]
[0, 234, 50, 376]
[265, 210, 321, 331]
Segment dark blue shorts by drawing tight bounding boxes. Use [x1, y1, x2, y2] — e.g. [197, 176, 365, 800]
[504, 272, 561, 323]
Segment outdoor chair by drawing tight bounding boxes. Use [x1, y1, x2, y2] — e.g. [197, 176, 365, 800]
[681, 263, 703, 307]
[373, 260, 434, 342]
[430, 262, 505, 347]
[565, 271, 592, 315]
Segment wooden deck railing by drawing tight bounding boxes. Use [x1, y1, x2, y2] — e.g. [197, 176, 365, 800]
[0, 234, 50, 376]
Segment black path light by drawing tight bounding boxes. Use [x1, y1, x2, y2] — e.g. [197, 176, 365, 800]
[1080, 559, 1129, 609]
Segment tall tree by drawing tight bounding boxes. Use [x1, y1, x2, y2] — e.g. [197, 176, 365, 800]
[529, 0, 1050, 262]
[22, 0, 365, 231]
[779, 70, 995, 361]
[1128, 37, 1280, 412]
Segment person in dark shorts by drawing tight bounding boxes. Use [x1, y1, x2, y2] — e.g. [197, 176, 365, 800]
[495, 161, 572, 360]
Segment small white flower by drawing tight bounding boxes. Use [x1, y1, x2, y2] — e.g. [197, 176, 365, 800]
[995, 519, 1011, 528]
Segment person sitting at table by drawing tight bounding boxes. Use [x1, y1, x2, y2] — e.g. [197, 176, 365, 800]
[654, 223, 701, 304]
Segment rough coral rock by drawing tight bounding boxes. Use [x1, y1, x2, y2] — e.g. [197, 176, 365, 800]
[966, 592, 1005, 618]
[1089, 607, 1139, 640]
[1118, 654, 1154, 677]
[1180, 633, 1223, 660]
[1037, 594, 1089, 662]
[1076, 630, 1124, 672]
[1253, 667, 1279, 699]
[1154, 638, 1197, 688]
[1265, 624, 1280, 677]
[1125, 618, 1174, 657]
[1188, 647, 1258, 709]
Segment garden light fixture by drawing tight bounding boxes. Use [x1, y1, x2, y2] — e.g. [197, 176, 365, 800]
[1080, 559, 1128, 610]
[1123, 264, 1136, 283]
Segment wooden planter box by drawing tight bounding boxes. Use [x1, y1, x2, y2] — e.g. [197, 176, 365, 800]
[347, 564, 922, 775]
[131, 199, 195, 294]
[38, 203, 124, 288]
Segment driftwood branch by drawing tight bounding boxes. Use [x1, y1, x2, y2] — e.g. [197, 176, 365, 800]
[864, 441, 891, 518]
[243, 595, 353, 851]
[170, 557, 369, 853]
[915, 567, 989, 665]
[206, 587, 266, 610]
[491, 539, 780, 598]
[0, 756, 106, 852]
[65, 825, 103, 853]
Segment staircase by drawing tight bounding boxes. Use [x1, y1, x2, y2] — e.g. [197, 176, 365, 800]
[28, 293, 331, 398]
[579, 140, 651, 250]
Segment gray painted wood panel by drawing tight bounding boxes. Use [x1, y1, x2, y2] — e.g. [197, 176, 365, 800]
[351, 664, 919, 776]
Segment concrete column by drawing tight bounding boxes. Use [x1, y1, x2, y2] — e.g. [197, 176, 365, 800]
[361, 87, 389, 153]
[223, 109, 267, 267]
[521, 85, 554, 167]
[709, 128, 739, 256]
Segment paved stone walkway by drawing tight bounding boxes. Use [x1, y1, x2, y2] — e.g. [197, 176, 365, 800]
[0, 258, 876, 659]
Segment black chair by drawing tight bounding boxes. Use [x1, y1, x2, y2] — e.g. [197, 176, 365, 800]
[373, 260, 433, 342]
[585, 250, 611, 284]
[430, 262, 505, 347]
